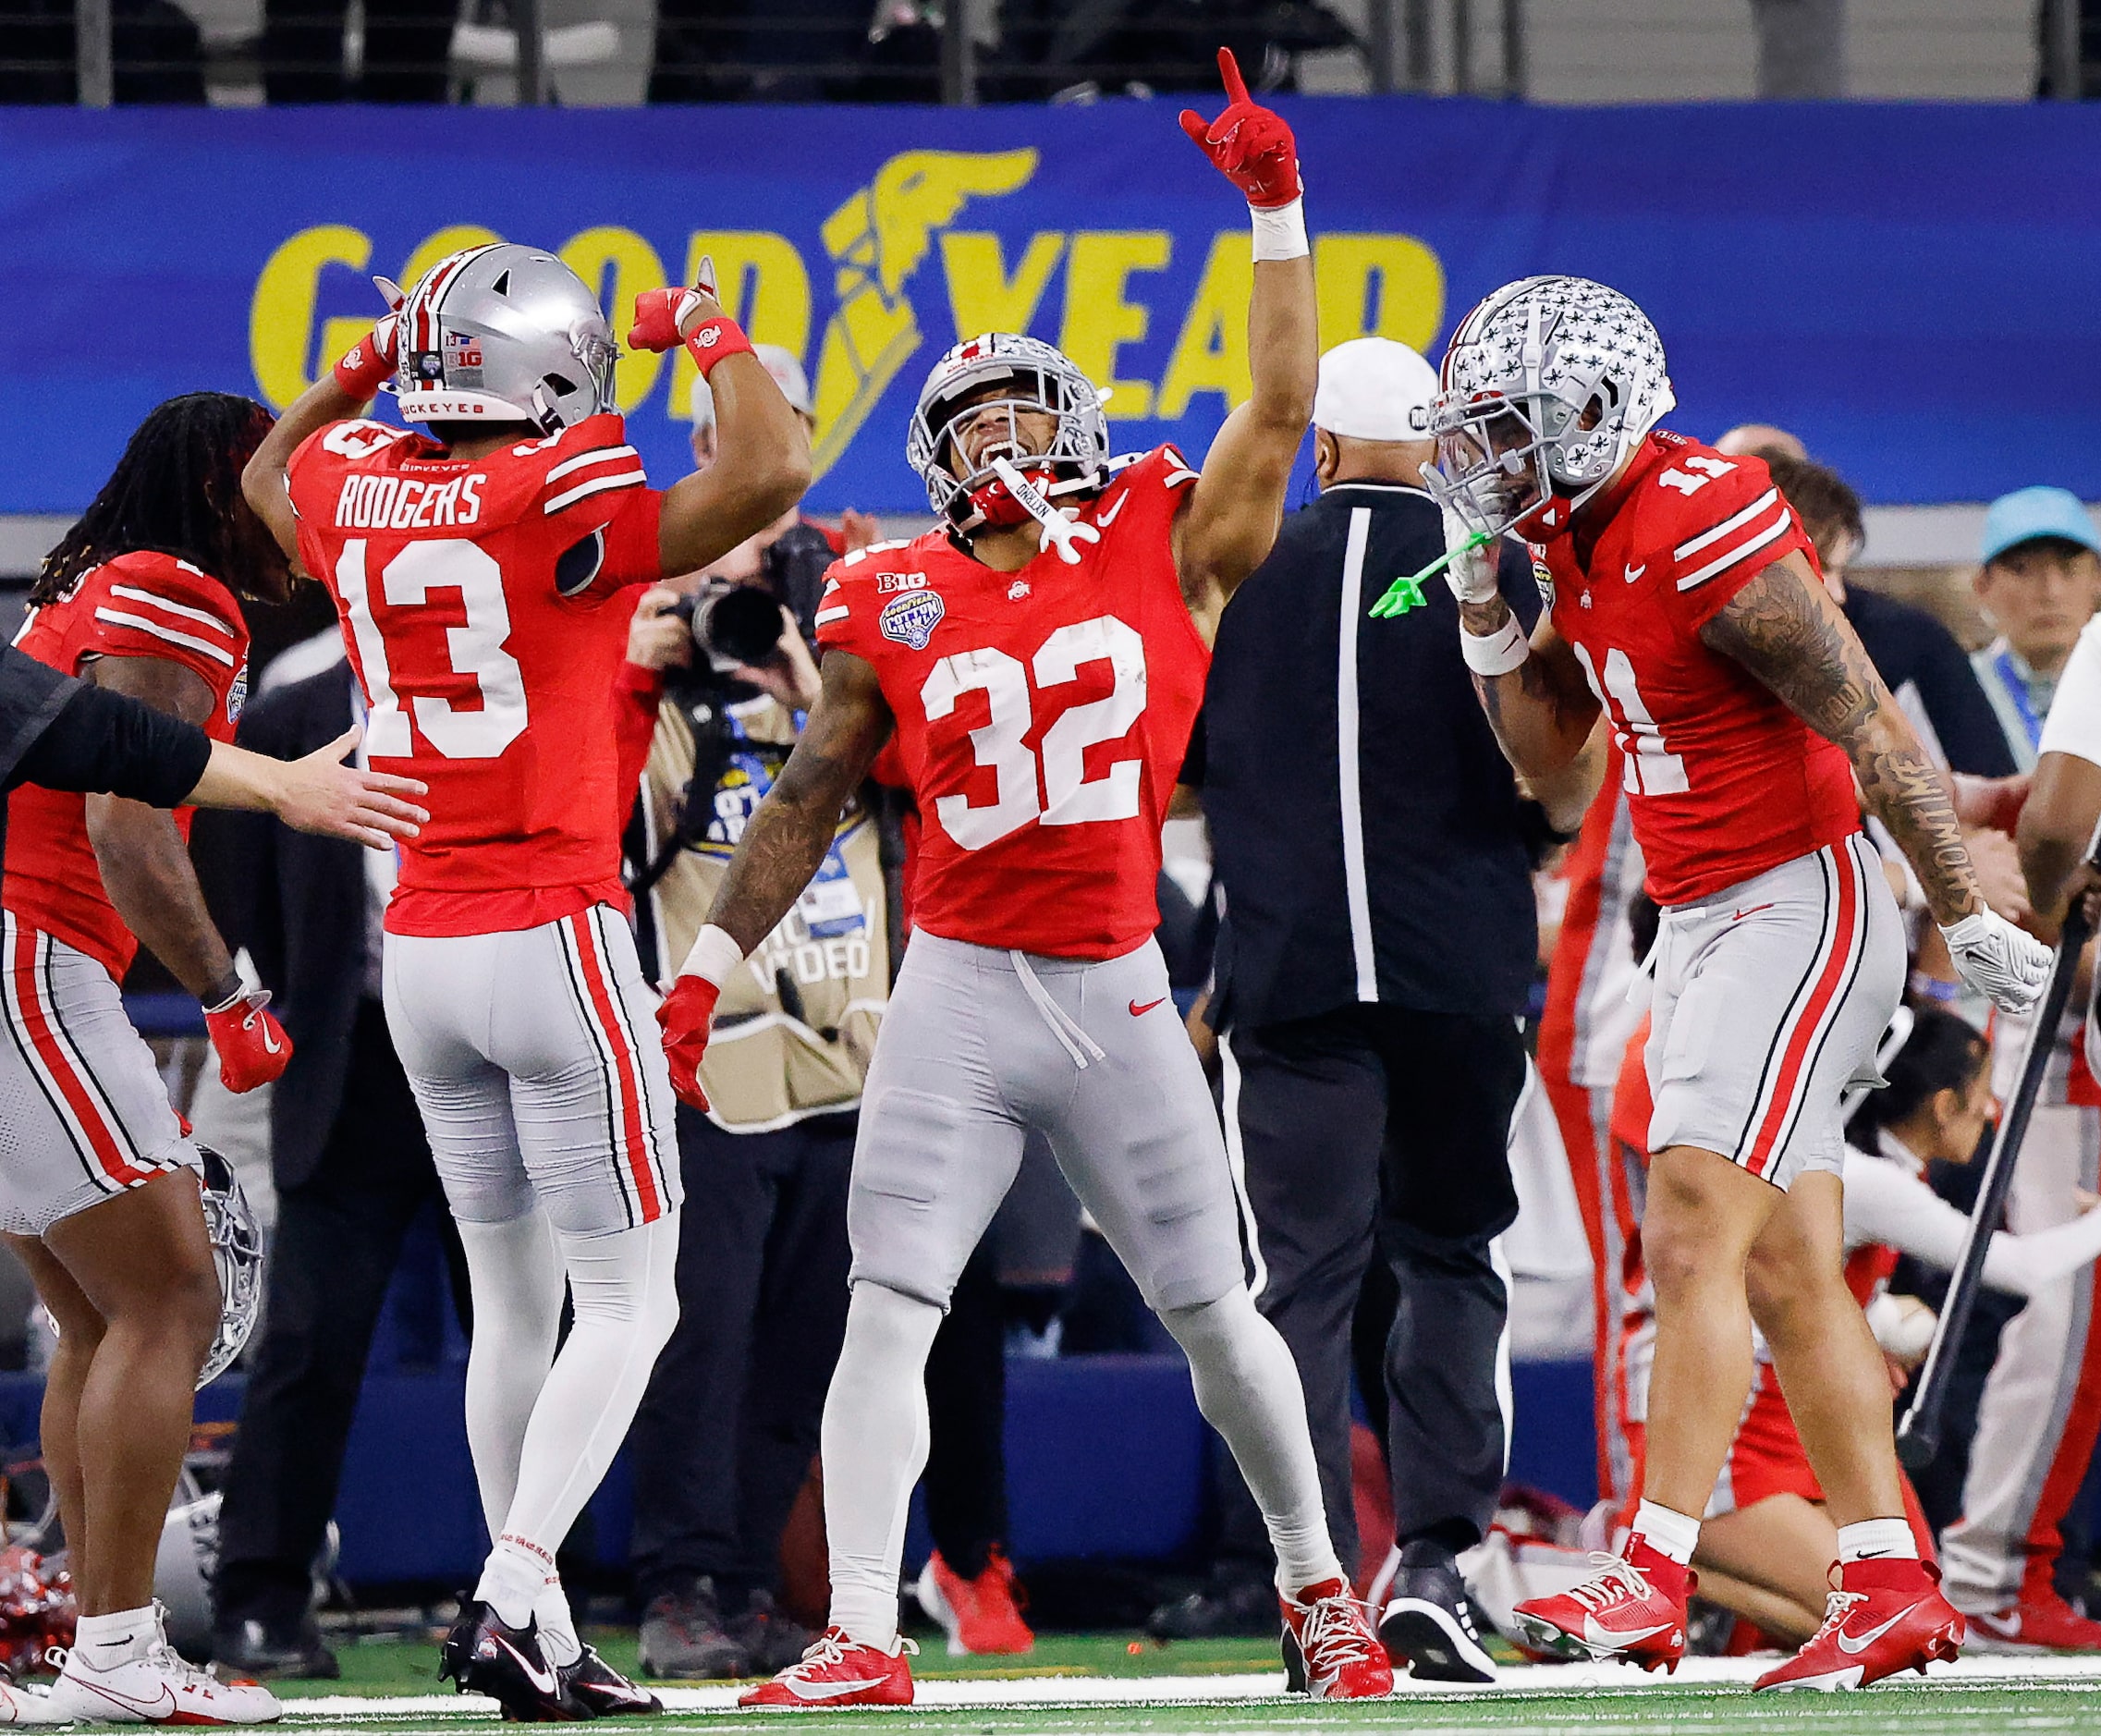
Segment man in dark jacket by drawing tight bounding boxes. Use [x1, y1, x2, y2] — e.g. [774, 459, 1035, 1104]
[200, 656, 463, 1679]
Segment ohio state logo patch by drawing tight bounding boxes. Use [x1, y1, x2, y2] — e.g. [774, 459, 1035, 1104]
[878, 590, 945, 650]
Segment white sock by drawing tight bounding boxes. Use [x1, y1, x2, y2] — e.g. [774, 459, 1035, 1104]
[73, 1606, 156, 1670]
[477, 1535, 554, 1631]
[1837, 1518, 1918, 1563]
[458, 1210, 567, 1543]
[1631, 1499, 1701, 1565]
[536, 1576, 582, 1667]
[487, 1215, 680, 1608]
[1157, 1289, 1343, 1596]
[821, 1282, 944, 1649]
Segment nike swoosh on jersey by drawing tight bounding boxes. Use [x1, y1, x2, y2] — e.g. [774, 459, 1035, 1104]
[493, 1636, 561, 1696]
[1835, 1606, 1920, 1655]
[1129, 997, 1167, 1017]
[1582, 1614, 1670, 1646]
[1096, 494, 1129, 528]
[778, 1676, 898, 1701]
[1624, 562, 1645, 582]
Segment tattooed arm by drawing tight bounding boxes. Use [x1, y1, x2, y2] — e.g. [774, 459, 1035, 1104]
[704, 648, 895, 954]
[1459, 593, 1604, 779]
[1698, 549, 1982, 925]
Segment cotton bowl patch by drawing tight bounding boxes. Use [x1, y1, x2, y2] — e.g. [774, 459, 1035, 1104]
[879, 589, 945, 650]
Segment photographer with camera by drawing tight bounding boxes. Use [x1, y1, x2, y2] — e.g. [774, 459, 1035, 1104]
[613, 422, 892, 1679]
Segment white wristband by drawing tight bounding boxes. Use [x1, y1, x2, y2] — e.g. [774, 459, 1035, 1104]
[678, 923, 746, 990]
[1460, 615, 1531, 677]
[1250, 197, 1309, 263]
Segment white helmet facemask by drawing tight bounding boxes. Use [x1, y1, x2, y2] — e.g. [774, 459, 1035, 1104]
[1420, 275, 1676, 542]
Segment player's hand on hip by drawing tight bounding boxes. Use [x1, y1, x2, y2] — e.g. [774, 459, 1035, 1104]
[1939, 907, 2053, 1015]
[1179, 48, 1301, 208]
[657, 976, 720, 1111]
[203, 985, 292, 1093]
[273, 727, 428, 850]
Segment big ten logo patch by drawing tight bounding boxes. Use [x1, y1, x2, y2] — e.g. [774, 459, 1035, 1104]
[875, 570, 929, 593]
[250, 165, 1443, 489]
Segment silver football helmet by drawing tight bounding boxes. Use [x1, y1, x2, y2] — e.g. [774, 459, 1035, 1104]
[907, 333, 1110, 533]
[394, 242, 617, 433]
[197, 1145, 262, 1388]
[1420, 275, 1675, 541]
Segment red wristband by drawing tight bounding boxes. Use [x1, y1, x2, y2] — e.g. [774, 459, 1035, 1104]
[682, 316, 755, 380]
[332, 330, 396, 399]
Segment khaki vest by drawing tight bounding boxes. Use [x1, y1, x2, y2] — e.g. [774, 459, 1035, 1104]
[641, 694, 886, 1130]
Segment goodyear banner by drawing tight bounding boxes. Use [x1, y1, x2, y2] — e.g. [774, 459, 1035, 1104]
[2, 100, 2098, 516]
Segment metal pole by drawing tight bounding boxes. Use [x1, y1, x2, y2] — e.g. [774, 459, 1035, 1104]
[1451, 0, 1472, 94]
[1365, 0, 1396, 94]
[2047, 0, 2083, 99]
[1402, 0, 1431, 89]
[77, 0, 115, 105]
[941, 0, 976, 104]
[1500, 0, 1523, 98]
[514, 0, 544, 103]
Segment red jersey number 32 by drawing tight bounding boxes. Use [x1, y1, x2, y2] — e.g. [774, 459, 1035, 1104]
[922, 615, 1146, 850]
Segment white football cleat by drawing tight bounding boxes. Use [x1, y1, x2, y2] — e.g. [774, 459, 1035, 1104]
[48, 1606, 281, 1727]
[0, 1677, 70, 1724]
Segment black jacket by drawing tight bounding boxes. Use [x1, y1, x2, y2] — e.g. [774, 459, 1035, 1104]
[197, 662, 370, 1192]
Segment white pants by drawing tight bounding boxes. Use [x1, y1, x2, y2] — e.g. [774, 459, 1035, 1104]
[0, 915, 198, 1234]
[383, 905, 680, 1237]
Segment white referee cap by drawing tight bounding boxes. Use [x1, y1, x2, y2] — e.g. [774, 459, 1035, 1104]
[690, 343, 814, 429]
[1313, 337, 1440, 443]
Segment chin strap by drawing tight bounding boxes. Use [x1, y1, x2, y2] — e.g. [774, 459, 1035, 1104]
[990, 457, 1101, 565]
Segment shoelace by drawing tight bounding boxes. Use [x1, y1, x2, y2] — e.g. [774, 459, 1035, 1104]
[1565, 1552, 1655, 1614]
[143, 1640, 223, 1696]
[1297, 1593, 1377, 1668]
[785, 1632, 916, 1678]
[1805, 1588, 1869, 1645]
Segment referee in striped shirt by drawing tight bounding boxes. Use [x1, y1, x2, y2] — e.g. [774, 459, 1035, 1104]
[1193, 340, 1587, 1681]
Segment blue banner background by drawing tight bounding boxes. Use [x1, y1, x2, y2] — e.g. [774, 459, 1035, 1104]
[2, 100, 2096, 517]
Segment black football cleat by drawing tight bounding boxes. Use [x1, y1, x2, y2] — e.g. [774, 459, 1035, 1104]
[561, 1644, 663, 1717]
[1379, 1540, 1498, 1684]
[438, 1599, 589, 1721]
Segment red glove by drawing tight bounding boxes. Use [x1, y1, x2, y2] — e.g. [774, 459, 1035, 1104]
[629, 256, 756, 379]
[332, 276, 407, 399]
[203, 986, 292, 1094]
[656, 975, 721, 1111]
[1179, 47, 1301, 208]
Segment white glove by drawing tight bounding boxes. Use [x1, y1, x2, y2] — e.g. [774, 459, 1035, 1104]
[1940, 909, 2053, 1015]
[1424, 463, 1500, 606]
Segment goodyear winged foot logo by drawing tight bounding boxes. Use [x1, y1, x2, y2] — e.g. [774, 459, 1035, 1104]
[809, 148, 1037, 482]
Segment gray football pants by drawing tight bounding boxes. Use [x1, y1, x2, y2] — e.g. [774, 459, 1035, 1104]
[848, 932, 1243, 1314]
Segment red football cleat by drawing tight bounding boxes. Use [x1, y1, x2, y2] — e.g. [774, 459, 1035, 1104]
[1754, 1559, 1964, 1691]
[915, 1548, 1035, 1655]
[1280, 1579, 1393, 1700]
[1512, 1539, 1692, 1672]
[1965, 1586, 2101, 1654]
[736, 1627, 916, 1707]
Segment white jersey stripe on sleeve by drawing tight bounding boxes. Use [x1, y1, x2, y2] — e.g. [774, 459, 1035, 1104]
[92, 607, 238, 666]
[814, 605, 850, 626]
[544, 445, 641, 483]
[105, 584, 237, 637]
[544, 470, 648, 515]
[1672, 487, 1780, 561]
[1673, 505, 1792, 593]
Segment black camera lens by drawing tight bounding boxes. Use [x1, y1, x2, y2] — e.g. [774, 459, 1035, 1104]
[690, 581, 785, 666]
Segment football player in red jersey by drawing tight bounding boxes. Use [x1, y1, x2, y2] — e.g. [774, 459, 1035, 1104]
[1419, 276, 2052, 1690]
[4, 392, 293, 1724]
[654, 52, 1389, 1708]
[242, 241, 809, 1719]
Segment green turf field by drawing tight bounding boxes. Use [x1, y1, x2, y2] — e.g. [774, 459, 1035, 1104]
[250, 1631, 2101, 1736]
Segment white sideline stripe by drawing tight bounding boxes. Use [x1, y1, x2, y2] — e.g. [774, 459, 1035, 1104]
[92, 607, 237, 665]
[1336, 506, 1376, 1003]
[1673, 504, 1791, 591]
[106, 583, 236, 636]
[1672, 485, 1779, 559]
[544, 444, 639, 483]
[544, 471, 647, 514]
[814, 605, 850, 626]
[279, 1653, 2101, 1719]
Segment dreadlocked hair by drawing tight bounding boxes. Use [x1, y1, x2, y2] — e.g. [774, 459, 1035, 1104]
[33, 392, 280, 608]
